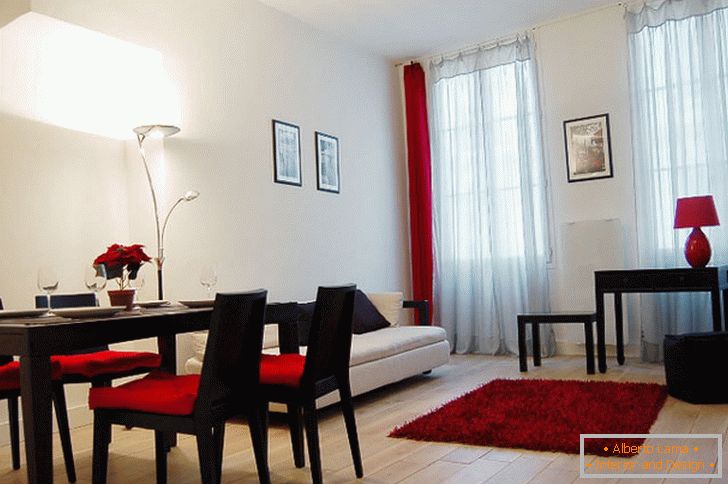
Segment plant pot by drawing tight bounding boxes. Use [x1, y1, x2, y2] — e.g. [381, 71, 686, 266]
[107, 289, 136, 311]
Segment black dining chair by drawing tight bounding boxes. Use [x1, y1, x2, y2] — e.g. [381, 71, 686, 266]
[0, 297, 76, 482]
[33, 293, 162, 479]
[89, 290, 271, 484]
[259, 284, 363, 484]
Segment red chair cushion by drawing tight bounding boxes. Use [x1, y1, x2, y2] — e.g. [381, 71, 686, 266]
[0, 360, 62, 392]
[53, 350, 161, 379]
[88, 371, 200, 416]
[259, 353, 305, 387]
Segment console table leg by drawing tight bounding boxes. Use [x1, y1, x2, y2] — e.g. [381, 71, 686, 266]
[615, 293, 624, 365]
[711, 289, 722, 332]
[723, 289, 728, 332]
[584, 320, 595, 375]
[596, 291, 607, 373]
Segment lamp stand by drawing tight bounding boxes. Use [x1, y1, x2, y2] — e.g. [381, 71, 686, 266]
[684, 226, 712, 268]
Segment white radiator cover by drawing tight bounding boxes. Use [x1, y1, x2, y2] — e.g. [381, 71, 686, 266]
[559, 218, 627, 345]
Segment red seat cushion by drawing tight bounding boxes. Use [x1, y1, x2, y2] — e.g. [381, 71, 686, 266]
[88, 371, 200, 416]
[0, 360, 63, 392]
[259, 353, 305, 387]
[53, 350, 161, 379]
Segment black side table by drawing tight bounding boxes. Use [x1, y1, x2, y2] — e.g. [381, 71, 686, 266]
[517, 312, 597, 375]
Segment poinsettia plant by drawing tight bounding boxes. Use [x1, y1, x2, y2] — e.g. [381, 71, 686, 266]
[93, 244, 151, 290]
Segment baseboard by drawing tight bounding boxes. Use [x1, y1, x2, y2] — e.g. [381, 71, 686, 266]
[0, 403, 92, 447]
[555, 341, 640, 358]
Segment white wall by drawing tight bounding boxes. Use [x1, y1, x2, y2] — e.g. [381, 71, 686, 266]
[536, 5, 640, 355]
[0, 0, 408, 439]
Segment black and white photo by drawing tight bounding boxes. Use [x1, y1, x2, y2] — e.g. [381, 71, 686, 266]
[272, 119, 302, 186]
[315, 131, 340, 193]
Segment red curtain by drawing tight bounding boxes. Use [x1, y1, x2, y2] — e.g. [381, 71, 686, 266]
[403, 63, 433, 325]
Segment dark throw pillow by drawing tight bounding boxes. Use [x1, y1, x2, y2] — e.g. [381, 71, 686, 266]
[296, 302, 315, 346]
[352, 290, 390, 335]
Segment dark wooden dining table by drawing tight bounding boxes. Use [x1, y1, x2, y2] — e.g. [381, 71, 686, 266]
[0, 302, 300, 484]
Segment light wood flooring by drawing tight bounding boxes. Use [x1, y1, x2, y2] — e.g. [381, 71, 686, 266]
[1, 355, 727, 483]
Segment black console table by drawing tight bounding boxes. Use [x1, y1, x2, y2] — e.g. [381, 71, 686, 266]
[594, 266, 728, 373]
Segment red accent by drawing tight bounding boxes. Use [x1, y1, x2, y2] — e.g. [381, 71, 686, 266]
[674, 195, 720, 228]
[389, 379, 667, 456]
[88, 371, 200, 416]
[259, 353, 305, 387]
[684, 227, 712, 268]
[54, 350, 161, 379]
[404, 63, 434, 325]
[0, 360, 63, 391]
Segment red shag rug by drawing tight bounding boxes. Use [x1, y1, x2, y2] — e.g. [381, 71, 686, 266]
[389, 379, 667, 456]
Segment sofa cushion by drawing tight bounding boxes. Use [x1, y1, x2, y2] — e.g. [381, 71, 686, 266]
[352, 290, 390, 334]
[191, 325, 279, 361]
[349, 326, 447, 367]
[366, 292, 403, 326]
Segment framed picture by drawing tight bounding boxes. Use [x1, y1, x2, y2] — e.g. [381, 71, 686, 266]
[563, 113, 613, 183]
[272, 119, 302, 186]
[315, 131, 340, 193]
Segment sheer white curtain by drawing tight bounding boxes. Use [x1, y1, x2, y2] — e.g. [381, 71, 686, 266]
[628, 0, 728, 361]
[429, 35, 552, 355]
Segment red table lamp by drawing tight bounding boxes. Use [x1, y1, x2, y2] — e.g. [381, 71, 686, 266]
[674, 195, 720, 268]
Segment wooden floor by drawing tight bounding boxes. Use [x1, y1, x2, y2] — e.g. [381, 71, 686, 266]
[1, 355, 726, 483]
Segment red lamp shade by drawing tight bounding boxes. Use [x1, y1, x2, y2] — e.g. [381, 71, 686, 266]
[674, 195, 719, 228]
[674, 195, 720, 268]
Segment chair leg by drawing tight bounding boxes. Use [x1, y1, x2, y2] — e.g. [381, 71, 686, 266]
[212, 424, 225, 482]
[195, 427, 217, 484]
[92, 415, 111, 484]
[52, 383, 77, 482]
[154, 430, 168, 484]
[303, 401, 323, 484]
[339, 385, 363, 478]
[247, 404, 271, 484]
[287, 403, 305, 468]
[8, 397, 20, 470]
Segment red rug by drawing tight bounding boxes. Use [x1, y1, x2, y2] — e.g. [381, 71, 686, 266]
[389, 379, 667, 456]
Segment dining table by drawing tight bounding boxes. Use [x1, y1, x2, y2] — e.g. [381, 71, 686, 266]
[0, 301, 300, 484]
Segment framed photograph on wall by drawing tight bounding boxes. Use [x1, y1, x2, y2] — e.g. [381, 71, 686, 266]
[563, 113, 613, 183]
[315, 131, 340, 193]
[272, 119, 302, 186]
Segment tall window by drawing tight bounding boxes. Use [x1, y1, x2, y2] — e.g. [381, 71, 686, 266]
[429, 35, 551, 355]
[628, 0, 728, 360]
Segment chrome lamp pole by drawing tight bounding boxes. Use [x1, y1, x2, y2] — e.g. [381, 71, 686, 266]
[133, 124, 199, 300]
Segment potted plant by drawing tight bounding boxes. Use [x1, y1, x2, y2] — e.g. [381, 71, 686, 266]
[94, 244, 151, 310]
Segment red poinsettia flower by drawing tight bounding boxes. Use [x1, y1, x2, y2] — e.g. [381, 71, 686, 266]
[94, 244, 151, 287]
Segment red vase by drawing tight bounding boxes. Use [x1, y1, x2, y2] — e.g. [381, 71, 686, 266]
[107, 289, 136, 311]
[684, 227, 712, 268]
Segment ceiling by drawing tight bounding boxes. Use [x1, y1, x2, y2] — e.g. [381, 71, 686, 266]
[257, 0, 616, 62]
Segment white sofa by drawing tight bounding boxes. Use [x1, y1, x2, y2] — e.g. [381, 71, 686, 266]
[183, 292, 450, 407]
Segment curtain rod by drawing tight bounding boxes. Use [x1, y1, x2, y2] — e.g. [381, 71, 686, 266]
[394, 1, 628, 68]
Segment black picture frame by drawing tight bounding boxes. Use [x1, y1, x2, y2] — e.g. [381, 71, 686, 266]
[563, 113, 613, 183]
[315, 131, 340, 193]
[272, 119, 302, 186]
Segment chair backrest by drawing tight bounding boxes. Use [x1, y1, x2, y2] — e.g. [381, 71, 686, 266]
[35, 293, 105, 354]
[195, 290, 267, 416]
[301, 285, 356, 386]
[35, 293, 98, 309]
[0, 298, 10, 366]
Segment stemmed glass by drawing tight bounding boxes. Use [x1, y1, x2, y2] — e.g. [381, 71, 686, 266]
[200, 266, 218, 298]
[37, 266, 59, 310]
[84, 265, 107, 303]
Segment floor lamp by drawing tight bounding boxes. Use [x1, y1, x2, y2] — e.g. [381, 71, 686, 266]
[133, 124, 199, 300]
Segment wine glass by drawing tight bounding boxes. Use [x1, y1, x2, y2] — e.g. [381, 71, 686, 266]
[84, 265, 107, 301]
[37, 266, 59, 310]
[200, 266, 218, 298]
